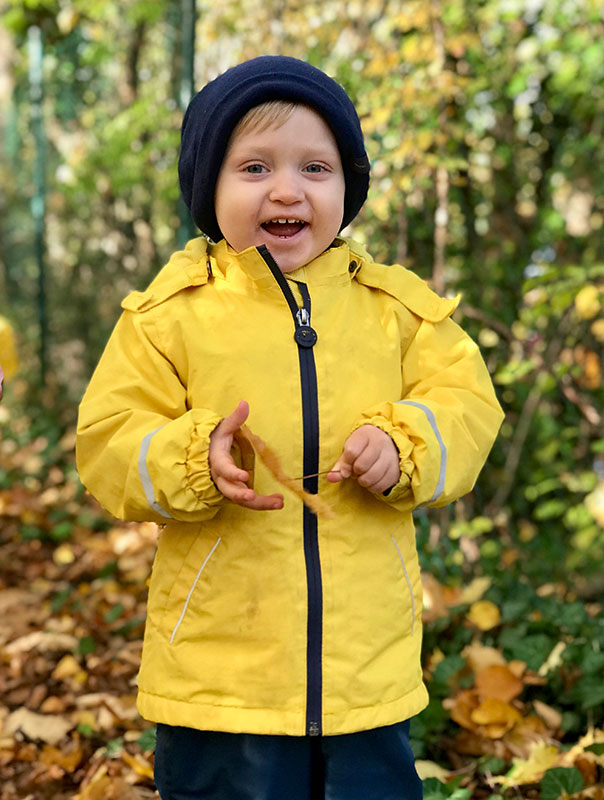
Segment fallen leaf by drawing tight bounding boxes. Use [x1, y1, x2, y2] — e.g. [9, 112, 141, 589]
[475, 665, 524, 702]
[445, 689, 480, 730]
[467, 599, 501, 630]
[463, 643, 506, 675]
[4, 708, 73, 745]
[415, 759, 450, 780]
[121, 748, 154, 779]
[4, 630, 78, 655]
[533, 699, 562, 731]
[40, 696, 68, 714]
[505, 715, 551, 757]
[538, 641, 567, 676]
[52, 654, 82, 680]
[75, 773, 143, 800]
[40, 737, 84, 771]
[459, 576, 492, 605]
[493, 741, 559, 786]
[471, 697, 522, 738]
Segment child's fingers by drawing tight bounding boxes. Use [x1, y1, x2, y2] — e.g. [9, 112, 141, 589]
[239, 492, 284, 511]
[357, 456, 395, 492]
[217, 477, 283, 511]
[217, 400, 249, 437]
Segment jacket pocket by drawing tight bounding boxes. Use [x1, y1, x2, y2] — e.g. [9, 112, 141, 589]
[168, 536, 221, 644]
[391, 535, 417, 636]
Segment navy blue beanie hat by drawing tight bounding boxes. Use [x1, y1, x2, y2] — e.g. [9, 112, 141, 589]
[179, 55, 370, 242]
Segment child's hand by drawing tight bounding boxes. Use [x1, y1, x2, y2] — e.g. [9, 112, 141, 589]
[327, 425, 400, 494]
[209, 401, 284, 511]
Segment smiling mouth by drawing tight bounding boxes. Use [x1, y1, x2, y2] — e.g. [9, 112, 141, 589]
[261, 219, 307, 238]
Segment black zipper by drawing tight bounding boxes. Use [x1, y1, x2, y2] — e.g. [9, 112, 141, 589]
[257, 245, 323, 737]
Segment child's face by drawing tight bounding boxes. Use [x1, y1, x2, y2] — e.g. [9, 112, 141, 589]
[215, 105, 346, 273]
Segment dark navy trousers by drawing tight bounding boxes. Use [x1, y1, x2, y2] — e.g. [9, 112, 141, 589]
[154, 720, 423, 800]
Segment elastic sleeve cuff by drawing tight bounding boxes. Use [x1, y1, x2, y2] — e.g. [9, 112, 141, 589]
[350, 418, 415, 505]
[147, 409, 224, 519]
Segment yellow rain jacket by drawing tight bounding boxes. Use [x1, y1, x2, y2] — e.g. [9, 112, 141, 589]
[77, 237, 503, 737]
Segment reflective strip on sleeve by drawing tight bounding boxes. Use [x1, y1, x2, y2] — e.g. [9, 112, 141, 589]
[138, 427, 174, 519]
[396, 400, 446, 503]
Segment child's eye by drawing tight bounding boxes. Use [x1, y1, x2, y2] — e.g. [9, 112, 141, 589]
[245, 164, 266, 174]
[304, 163, 327, 174]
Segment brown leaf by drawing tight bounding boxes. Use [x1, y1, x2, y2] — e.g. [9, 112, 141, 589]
[475, 665, 524, 702]
[40, 737, 84, 771]
[504, 714, 551, 758]
[4, 630, 78, 655]
[532, 699, 562, 731]
[237, 425, 334, 519]
[4, 707, 73, 745]
[462, 643, 506, 674]
[445, 689, 480, 731]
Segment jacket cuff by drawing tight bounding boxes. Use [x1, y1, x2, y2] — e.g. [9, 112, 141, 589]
[350, 418, 415, 505]
[145, 409, 224, 519]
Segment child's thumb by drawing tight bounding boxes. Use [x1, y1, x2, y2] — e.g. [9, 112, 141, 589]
[222, 400, 250, 433]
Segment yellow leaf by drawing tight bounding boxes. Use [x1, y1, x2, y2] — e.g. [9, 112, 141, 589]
[585, 482, 604, 527]
[53, 543, 76, 565]
[121, 749, 154, 779]
[52, 654, 81, 680]
[0, 316, 19, 379]
[467, 600, 501, 630]
[591, 318, 604, 341]
[494, 742, 559, 786]
[575, 285, 602, 320]
[538, 641, 567, 676]
[415, 760, 450, 780]
[459, 576, 492, 605]
[470, 698, 522, 737]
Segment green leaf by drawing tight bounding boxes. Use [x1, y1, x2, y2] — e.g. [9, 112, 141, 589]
[51, 586, 72, 612]
[104, 602, 125, 623]
[422, 779, 450, 800]
[76, 636, 97, 655]
[51, 521, 73, 541]
[422, 778, 471, 800]
[137, 727, 157, 751]
[540, 767, 584, 800]
[585, 743, 604, 756]
[499, 630, 554, 671]
[105, 737, 124, 758]
[432, 655, 465, 685]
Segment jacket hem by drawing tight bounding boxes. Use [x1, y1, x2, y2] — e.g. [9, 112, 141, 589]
[136, 681, 429, 737]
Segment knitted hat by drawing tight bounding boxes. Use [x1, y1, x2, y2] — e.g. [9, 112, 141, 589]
[179, 55, 370, 242]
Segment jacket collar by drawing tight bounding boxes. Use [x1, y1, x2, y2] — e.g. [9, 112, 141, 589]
[209, 238, 357, 289]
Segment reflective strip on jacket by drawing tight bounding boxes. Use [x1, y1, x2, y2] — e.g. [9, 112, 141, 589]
[76, 237, 504, 736]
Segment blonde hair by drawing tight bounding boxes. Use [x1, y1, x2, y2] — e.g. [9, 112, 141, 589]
[232, 100, 299, 138]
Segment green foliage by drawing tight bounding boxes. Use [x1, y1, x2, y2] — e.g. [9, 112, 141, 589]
[137, 726, 157, 752]
[540, 767, 584, 800]
[422, 778, 471, 800]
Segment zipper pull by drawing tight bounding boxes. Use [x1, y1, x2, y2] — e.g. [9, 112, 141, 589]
[294, 306, 318, 348]
[296, 307, 310, 327]
[308, 720, 320, 737]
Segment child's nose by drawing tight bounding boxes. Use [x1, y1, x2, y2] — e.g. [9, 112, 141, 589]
[268, 169, 304, 204]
